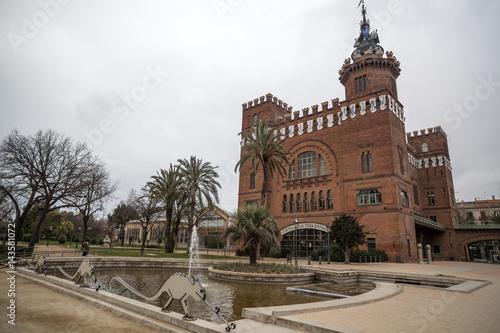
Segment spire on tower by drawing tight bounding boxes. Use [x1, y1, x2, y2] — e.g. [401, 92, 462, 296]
[352, 0, 384, 60]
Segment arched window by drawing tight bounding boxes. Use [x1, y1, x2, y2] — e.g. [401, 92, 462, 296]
[253, 114, 258, 126]
[297, 193, 302, 212]
[327, 190, 333, 210]
[422, 142, 428, 153]
[298, 151, 317, 178]
[303, 192, 309, 212]
[289, 194, 294, 212]
[361, 152, 367, 173]
[289, 160, 295, 180]
[282, 195, 287, 213]
[311, 191, 317, 211]
[367, 152, 372, 172]
[319, 155, 327, 176]
[249, 171, 255, 189]
[319, 191, 325, 210]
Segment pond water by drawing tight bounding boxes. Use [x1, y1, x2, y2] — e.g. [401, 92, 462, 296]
[60, 268, 374, 323]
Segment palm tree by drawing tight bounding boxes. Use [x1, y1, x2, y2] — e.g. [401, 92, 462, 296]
[225, 204, 279, 265]
[487, 213, 500, 224]
[147, 164, 183, 253]
[178, 156, 221, 251]
[235, 120, 290, 206]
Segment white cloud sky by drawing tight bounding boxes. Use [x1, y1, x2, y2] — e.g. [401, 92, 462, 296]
[1, 0, 499, 217]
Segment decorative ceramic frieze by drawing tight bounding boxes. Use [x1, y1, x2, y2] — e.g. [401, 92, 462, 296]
[317, 117, 323, 130]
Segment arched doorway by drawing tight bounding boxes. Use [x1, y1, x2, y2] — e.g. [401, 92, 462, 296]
[468, 240, 500, 262]
[280, 223, 328, 258]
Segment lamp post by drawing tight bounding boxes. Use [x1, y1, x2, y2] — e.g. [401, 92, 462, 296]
[294, 219, 299, 266]
[75, 227, 81, 249]
[46, 226, 52, 246]
[327, 223, 331, 264]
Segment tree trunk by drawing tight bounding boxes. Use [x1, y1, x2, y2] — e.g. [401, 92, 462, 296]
[164, 208, 174, 253]
[249, 246, 258, 265]
[28, 204, 50, 249]
[140, 226, 147, 257]
[82, 215, 90, 245]
[344, 245, 351, 264]
[260, 163, 268, 206]
[119, 224, 125, 247]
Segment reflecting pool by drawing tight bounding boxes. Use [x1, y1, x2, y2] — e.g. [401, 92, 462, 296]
[69, 268, 373, 323]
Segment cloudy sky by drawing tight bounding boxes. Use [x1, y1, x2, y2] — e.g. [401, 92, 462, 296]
[1, 0, 499, 217]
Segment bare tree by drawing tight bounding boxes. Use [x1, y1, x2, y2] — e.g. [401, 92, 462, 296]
[64, 157, 117, 246]
[128, 189, 162, 257]
[0, 130, 44, 244]
[0, 129, 107, 249]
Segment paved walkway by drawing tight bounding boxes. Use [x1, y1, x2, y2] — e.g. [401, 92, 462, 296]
[290, 261, 500, 332]
[1, 253, 499, 332]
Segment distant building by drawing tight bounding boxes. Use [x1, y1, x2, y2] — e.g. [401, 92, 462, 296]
[457, 197, 500, 225]
[124, 205, 233, 250]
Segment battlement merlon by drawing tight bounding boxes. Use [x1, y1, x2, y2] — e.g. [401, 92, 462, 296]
[242, 93, 341, 123]
[339, 50, 401, 85]
[406, 126, 448, 141]
[241, 93, 292, 112]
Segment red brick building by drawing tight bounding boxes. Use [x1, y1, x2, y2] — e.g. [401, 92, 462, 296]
[237, 3, 463, 262]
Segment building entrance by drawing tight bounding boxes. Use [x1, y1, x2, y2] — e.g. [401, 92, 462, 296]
[281, 228, 327, 258]
[468, 240, 500, 262]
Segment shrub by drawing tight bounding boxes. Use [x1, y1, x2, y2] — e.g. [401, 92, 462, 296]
[58, 235, 67, 244]
[275, 247, 292, 258]
[90, 237, 98, 245]
[310, 248, 327, 261]
[350, 248, 369, 262]
[212, 262, 306, 274]
[310, 246, 344, 262]
[98, 238, 104, 245]
[369, 249, 388, 262]
[22, 233, 32, 242]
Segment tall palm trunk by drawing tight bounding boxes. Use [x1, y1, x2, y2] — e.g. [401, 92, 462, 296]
[260, 163, 269, 206]
[164, 208, 173, 253]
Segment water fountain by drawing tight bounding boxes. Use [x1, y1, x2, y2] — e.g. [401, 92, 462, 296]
[188, 225, 200, 277]
[105, 224, 237, 331]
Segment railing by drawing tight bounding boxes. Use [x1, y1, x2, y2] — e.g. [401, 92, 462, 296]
[455, 224, 500, 230]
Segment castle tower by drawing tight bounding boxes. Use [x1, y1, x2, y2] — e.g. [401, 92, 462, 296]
[236, 1, 461, 262]
[406, 127, 459, 259]
[339, 1, 400, 100]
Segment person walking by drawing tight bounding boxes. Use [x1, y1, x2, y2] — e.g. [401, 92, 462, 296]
[82, 241, 90, 256]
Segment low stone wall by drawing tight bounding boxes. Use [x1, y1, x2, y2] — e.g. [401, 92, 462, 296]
[208, 267, 315, 283]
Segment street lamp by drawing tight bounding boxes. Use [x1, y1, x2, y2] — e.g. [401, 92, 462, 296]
[46, 226, 52, 246]
[294, 219, 299, 266]
[327, 223, 331, 264]
[75, 227, 81, 249]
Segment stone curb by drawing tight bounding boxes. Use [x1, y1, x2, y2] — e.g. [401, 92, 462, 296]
[242, 282, 401, 324]
[208, 267, 315, 283]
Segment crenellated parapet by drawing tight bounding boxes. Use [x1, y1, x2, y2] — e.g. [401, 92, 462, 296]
[241, 93, 292, 112]
[339, 50, 401, 85]
[406, 126, 448, 141]
[270, 90, 405, 141]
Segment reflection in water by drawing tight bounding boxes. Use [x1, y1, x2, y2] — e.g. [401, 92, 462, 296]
[87, 268, 373, 323]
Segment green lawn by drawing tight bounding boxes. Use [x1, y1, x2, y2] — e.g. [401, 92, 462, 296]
[16, 241, 237, 260]
[91, 249, 236, 260]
